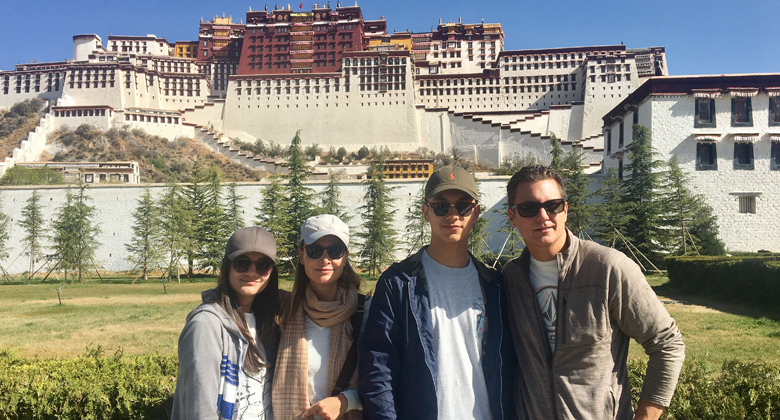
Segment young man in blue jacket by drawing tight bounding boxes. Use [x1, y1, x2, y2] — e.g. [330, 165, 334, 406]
[359, 165, 515, 420]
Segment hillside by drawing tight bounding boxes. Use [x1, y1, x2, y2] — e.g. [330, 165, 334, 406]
[45, 124, 268, 183]
[0, 98, 47, 159]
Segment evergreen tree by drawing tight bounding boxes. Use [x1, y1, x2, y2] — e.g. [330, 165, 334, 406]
[493, 201, 524, 264]
[549, 133, 564, 172]
[562, 146, 591, 237]
[125, 186, 162, 281]
[285, 130, 317, 249]
[183, 160, 208, 276]
[19, 190, 47, 276]
[468, 171, 493, 263]
[621, 124, 668, 262]
[402, 183, 430, 256]
[256, 175, 295, 272]
[51, 180, 101, 283]
[321, 170, 350, 222]
[224, 182, 246, 234]
[0, 193, 10, 263]
[357, 155, 397, 276]
[664, 156, 725, 255]
[591, 167, 630, 248]
[158, 175, 192, 282]
[196, 166, 229, 274]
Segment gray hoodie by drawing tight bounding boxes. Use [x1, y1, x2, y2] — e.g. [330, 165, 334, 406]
[171, 290, 269, 420]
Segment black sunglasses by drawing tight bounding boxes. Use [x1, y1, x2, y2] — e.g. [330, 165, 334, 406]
[426, 201, 477, 217]
[510, 198, 566, 218]
[232, 256, 275, 274]
[304, 243, 347, 260]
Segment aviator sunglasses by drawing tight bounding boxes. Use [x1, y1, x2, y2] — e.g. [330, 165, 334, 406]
[304, 243, 347, 260]
[510, 198, 567, 218]
[232, 256, 275, 274]
[426, 201, 478, 217]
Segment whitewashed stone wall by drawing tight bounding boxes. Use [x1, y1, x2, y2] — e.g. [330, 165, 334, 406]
[0, 113, 56, 177]
[0, 178, 516, 274]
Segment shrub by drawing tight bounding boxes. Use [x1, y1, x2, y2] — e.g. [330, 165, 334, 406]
[0, 347, 176, 420]
[665, 255, 780, 306]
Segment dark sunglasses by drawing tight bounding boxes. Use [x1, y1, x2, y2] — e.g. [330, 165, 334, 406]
[426, 201, 477, 217]
[304, 243, 347, 260]
[510, 198, 566, 218]
[232, 256, 275, 274]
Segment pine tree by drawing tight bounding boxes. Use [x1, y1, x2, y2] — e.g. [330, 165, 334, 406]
[468, 170, 493, 263]
[0, 193, 10, 263]
[224, 182, 246, 234]
[125, 186, 162, 281]
[196, 166, 229, 274]
[51, 180, 101, 283]
[285, 130, 316, 248]
[562, 145, 591, 237]
[158, 175, 192, 282]
[256, 175, 295, 272]
[183, 160, 208, 276]
[664, 156, 725, 255]
[357, 155, 397, 276]
[19, 190, 47, 276]
[621, 124, 668, 262]
[321, 170, 350, 222]
[549, 132, 564, 172]
[591, 168, 630, 249]
[493, 201, 524, 264]
[402, 183, 430, 256]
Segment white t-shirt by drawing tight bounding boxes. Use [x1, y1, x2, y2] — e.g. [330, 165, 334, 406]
[237, 312, 273, 420]
[529, 256, 559, 353]
[422, 250, 492, 420]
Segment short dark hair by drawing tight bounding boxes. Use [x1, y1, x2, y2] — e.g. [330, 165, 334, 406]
[506, 165, 566, 206]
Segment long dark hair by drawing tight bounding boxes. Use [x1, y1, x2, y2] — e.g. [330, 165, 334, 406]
[279, 241, 363, 328]
[216, 257, 280, 374]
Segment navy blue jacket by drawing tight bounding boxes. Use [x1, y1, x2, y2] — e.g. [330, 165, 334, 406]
[359, 248, 516, 420]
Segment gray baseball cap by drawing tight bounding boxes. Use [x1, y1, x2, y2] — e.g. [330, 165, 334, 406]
[425, 165, 478, 201]
[225, 226, 277, 262]
[301, 214, 349, 247]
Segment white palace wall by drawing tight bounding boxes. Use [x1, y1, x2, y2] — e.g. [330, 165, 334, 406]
[0, 178, 514, 274]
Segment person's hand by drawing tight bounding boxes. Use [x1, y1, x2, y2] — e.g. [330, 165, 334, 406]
[301, 394, 348, 420]
[633, 399, 664, 420]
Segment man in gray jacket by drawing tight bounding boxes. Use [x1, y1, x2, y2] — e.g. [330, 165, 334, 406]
[502, 165, 684, 420]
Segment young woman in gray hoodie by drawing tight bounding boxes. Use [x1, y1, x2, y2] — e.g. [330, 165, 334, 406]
[172, 226, 281, 420]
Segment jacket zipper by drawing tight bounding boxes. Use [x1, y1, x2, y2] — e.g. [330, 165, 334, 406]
[408, 273, 438, 399]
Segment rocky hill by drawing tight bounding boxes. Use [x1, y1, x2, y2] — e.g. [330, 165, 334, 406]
[0, 98, 46, 159]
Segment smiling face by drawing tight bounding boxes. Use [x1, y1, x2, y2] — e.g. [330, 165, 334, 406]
[508, 179, 569, 261]
[228, 251, 274, 311]
[423, 189, 480, 245]
[299, 235, 347, 300]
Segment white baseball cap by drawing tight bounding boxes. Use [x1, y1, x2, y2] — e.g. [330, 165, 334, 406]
[301, 214, 349, 247]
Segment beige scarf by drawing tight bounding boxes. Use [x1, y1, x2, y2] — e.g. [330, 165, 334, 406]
[273, 285, 361, 420]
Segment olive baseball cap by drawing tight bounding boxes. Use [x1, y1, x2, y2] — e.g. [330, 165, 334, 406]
[425, 165, 478, 201]
[225, 226, 277, 262]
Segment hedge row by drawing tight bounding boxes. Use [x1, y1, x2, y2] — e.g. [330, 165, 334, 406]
[0, 347, 176, 420]
[665, 255, 780, 306]
[1, 349, 778, 419]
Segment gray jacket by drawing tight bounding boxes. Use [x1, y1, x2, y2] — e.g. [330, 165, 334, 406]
[503, 230, 685, 420]
[171, 290, 268, 420]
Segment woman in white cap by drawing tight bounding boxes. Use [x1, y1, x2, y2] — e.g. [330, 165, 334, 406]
[273, 214, 369, 420]
[172, 226, 280, 420]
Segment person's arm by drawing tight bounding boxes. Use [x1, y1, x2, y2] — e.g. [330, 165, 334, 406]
[171, 312, 224, 420]
[609, 256, 685, 409]
[633, 399, 665, 420]
[358, 274, 402, 420]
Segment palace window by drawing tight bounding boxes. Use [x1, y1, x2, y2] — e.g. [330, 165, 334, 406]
[769, 97, 780, 126]
[619, 121, 624, 148]
[695, 98, 715, 128]
[771, 141, 780, 170]
[733, 142, 754, 170]
[737, 195, 756, 214]
[731, 97, 752, 126]
[696, 142, 717, 171]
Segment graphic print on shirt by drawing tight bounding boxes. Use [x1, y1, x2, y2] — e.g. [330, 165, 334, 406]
[237, 367, 272, 420]
[473, 297, 486, 341]
[536, 285, 557, 351]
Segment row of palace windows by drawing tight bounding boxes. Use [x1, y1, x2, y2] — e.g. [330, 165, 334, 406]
[696, 141, 780, 171]
[55, 109, 107, 117]
[420, 84, 576, 96]
[124, 114, 179, 124]
[696, 97, 780, 127]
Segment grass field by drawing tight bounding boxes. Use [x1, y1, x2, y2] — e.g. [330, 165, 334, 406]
[1, 273, 779, 366]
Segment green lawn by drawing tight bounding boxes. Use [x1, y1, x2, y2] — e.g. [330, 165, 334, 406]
[1, 273, 779, 367]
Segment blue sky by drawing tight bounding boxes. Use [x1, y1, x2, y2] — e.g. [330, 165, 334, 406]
[2, 0, 778, 75]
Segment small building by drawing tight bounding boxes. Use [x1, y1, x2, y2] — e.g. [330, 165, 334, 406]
[376, 158, 434, 179]
[17, 161, 141, 184]
[602, 74, 780, 252]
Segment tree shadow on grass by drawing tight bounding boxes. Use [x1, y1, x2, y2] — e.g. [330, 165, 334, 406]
[651, 281, 780, 322]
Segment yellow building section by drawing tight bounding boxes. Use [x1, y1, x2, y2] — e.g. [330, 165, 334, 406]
[175, 41, 199, 58]
[367, 33, 413, 51]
